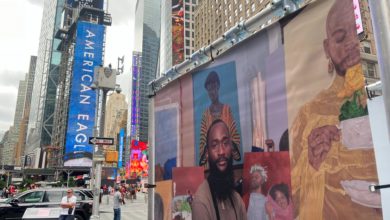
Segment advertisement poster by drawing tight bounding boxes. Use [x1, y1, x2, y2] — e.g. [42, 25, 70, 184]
[64, 21, 104, 167]
[172, 0, 184, 65]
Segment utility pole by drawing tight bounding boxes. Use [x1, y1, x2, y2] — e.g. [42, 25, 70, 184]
[90, 64, 119, 220]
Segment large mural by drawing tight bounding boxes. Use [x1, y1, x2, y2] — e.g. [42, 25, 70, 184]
[153, 0, 382, 219]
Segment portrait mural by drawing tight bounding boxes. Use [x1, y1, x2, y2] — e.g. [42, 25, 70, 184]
[152, 0, 382, 219]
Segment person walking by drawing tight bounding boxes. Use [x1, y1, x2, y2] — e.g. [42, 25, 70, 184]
[59, 189, 77, 220]
[113, 186, 122, 220]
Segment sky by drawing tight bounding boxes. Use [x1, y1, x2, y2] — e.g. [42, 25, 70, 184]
[0, 0, 136, 137]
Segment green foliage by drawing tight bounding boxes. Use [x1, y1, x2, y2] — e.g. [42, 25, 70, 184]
[0, 180, 6, 189]
[67, 178, 76, 187]
[339, 91, 368, 121]
[181, 200, 192, 212]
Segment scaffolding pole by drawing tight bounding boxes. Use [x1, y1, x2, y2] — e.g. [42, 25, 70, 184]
[368, 0, 390, 138]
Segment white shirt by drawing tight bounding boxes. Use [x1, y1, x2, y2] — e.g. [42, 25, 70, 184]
[60, 195, 77, 215]
[247, 192, 267, 220]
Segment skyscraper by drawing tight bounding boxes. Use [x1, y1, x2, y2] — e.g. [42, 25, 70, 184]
[194, 0, 269, 50]
[160, 0, 198, 76]
[131, 0, 161, 142]
[5, 75, 28, 165]
[26, 0, 58, 168]
[1, 129, 12, 165]
[14, 56, 37, 166]
[50, 0, 110, 168]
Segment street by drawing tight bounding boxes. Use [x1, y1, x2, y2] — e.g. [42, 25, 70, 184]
[98, 192, 148, 220]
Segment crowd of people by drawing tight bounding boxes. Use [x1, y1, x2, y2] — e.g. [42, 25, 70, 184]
[0, 184, 18, 198]
[99, 183, 142, 205]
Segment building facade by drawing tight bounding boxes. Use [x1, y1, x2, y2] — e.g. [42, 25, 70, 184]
[194, 0, 269, 50]
[160, 0, 198, 75]
[2, 127, 14, 165]
[358, 0, 380, 86]
[133, 0, 161, 143]
[103, 92, 128, 167]
[194, 0, 380, 85]
[5, 76, 28, 165]
[15, 56, 37, 166]
[26, 0, 58, 168]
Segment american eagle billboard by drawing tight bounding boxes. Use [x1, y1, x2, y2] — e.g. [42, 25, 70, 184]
[64, 21, 104, 167]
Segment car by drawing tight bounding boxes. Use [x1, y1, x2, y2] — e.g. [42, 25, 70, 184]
[0, 188, 93, 220]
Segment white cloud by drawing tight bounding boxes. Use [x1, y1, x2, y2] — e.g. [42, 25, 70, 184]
[105, 0, 135, 102]
[0, 0, 137, 132]
[0, 1, 42, 132]
[0, 88, 18, 133]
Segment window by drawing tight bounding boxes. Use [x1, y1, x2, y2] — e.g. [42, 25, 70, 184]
[186, 39, 190, 46]
[252, 3, 256, 12]
[19, 191, 44, 203]
[246, 9, 250, 17]
[45, 191, 63, 202]
[185, 30, 190, 37]
[362, 41, 372, 54]
[367, 62, 376, 78]
[239, 4, 242, 11]
[73, 191, 85, 201]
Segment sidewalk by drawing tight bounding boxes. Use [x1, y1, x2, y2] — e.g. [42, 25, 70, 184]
[98, 192, 148, 220]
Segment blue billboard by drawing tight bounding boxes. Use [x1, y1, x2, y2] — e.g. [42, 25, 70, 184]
[67, 0, 104, 10]
[118, 128, 125, 168]
[64, 21, 104, 167]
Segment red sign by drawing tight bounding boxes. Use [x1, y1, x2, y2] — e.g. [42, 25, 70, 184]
[131, 140, 148, 150]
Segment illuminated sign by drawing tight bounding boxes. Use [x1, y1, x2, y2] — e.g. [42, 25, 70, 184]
[64, 21, 104, 167]
[353, 0, 364, 34]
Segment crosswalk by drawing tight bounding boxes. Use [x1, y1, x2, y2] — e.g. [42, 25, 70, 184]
[98, 192, 148, 220]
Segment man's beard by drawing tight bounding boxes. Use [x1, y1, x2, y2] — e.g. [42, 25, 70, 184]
[207, 156, 235, 201]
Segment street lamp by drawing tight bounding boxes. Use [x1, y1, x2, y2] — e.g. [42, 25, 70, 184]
[90, 58, 124, 220]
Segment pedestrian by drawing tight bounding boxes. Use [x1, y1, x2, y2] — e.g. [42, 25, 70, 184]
[59, 189, 77, 220]
[113, 186, 122, 220]
[120, 185, 126, 205]
[9, 184, 15, 197]
[3, 187, 9, 198]
[100, 186, 103, 204]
